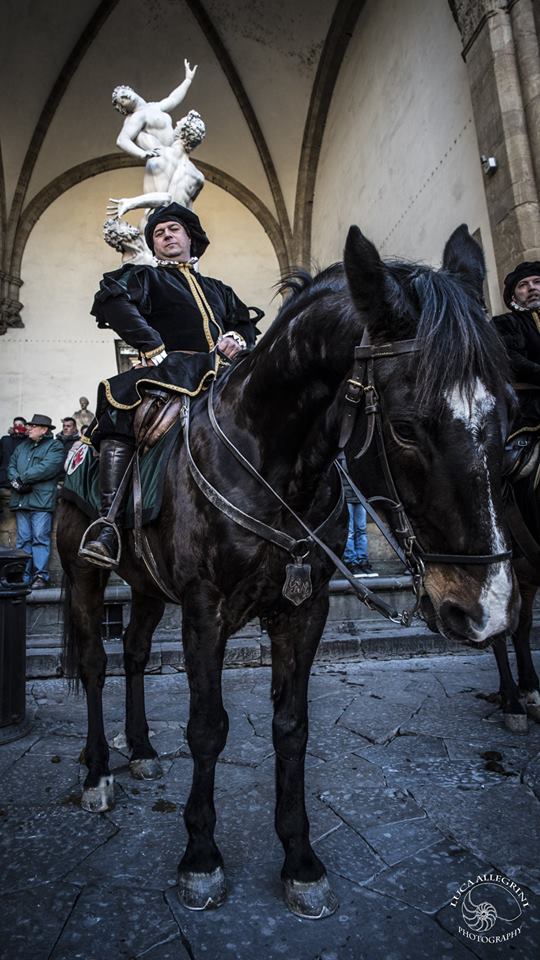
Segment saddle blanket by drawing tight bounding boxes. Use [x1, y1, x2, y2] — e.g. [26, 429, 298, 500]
[60, 423, 181, 528]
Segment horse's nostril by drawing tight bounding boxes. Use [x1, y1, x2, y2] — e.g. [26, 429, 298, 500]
[439, 599, 483, 638]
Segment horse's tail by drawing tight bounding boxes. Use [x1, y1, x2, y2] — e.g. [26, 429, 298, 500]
[61, 573, 80, 690]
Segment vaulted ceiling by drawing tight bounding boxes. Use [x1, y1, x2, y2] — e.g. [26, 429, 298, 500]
[0, 0, 363, 301]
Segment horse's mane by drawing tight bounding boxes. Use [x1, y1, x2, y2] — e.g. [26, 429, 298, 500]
[247, 257, 508, 413]
[274, 263, 353, 331]
[384, 261, 509, 411]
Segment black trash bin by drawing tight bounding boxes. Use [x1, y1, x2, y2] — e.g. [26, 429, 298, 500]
[0, 547, 31, 744]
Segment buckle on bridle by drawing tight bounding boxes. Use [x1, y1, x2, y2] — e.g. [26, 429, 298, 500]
[345, 378, 365, 404]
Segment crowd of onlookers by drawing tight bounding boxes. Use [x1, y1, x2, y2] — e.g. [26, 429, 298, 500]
[0, 414, 89, 589]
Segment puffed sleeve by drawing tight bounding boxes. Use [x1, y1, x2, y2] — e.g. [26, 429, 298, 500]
[494, 312, 540, 385]
[90, 265, 164, 358]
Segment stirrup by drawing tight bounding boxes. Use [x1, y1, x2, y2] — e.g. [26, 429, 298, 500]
[78, 518, 122, 569]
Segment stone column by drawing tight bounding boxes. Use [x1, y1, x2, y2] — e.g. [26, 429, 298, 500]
[449, 0, 540, 283]
[510, 0, 540, 195]
[0, 272, 24, 335]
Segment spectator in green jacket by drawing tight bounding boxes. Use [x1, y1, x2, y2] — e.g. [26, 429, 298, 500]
[7, 414, 65, 589]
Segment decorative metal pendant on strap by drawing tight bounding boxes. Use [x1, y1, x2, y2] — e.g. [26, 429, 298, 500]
[282, 562, 313, 606]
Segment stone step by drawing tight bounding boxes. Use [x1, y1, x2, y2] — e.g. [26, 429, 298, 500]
[18, 568, 540, 678]
[25, 566, 414, 641]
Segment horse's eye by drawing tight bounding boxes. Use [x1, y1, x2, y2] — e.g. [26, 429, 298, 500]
[391, 421, 417, 444]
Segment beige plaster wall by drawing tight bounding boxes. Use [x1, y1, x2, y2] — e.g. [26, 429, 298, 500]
[0, 171, 279, 425]
[311, 0, 502, 312]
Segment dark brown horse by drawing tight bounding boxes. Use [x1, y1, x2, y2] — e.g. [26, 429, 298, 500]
[57, 224, 519, 918]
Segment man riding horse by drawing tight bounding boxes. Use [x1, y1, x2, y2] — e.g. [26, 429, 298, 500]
[80, 201, 260, 567]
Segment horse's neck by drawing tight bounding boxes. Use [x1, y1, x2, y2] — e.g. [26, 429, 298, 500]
[221, 318, 356, 507]
[240, 310, 359, 430]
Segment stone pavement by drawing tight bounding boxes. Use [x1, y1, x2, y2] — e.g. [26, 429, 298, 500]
[1, 652, 540, 960]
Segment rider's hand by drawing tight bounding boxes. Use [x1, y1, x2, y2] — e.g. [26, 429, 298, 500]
[217, 335, 243, 360]
[184, 60, 198, 81]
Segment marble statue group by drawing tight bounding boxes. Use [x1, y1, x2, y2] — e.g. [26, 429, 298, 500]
[104, 59, 205, 264]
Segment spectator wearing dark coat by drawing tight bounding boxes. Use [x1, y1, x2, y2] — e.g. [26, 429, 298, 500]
[8, 414, 65, 589]
[56, 417, 80, 454]
[56, 417, 81, 479]
[0, 417, 27, 488]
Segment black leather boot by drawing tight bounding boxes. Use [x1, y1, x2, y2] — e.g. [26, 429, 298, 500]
[79, 439, 133, 568]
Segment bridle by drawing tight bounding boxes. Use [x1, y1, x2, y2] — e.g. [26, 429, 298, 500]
[339, 332, 512, 583]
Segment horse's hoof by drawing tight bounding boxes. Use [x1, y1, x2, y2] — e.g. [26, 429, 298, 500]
[81, 775, 115, 812]
[177, 867, 227, 911]
[504, 713, 529, 734]
[130, 757, 163, 780]
[522, 691, 540, 722]
[526, 704, 540, 722]
[282, 874, 339, 919]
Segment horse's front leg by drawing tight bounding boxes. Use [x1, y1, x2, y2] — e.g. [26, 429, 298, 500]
[123, 589, 166, 779]
[492, 635, 528, 733]
[177, 581, 229, 911]
[513, 580, 540, 720]
[267, 590, 339, 919]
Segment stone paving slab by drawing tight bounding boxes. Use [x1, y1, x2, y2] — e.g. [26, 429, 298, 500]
[1, 652, 539, 959]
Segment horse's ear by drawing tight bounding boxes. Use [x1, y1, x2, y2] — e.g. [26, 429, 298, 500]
[442, 224, 486, 296]
[344, 226, 386, 313]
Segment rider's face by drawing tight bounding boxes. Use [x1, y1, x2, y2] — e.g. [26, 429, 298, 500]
[513, 275, 540, 310]
[152, 220, 192, 261]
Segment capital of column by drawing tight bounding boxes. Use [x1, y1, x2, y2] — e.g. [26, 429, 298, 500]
[449, 0, 507, 55]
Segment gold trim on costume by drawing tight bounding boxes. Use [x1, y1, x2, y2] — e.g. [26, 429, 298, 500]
[533, 311, 540, 335]
[177, 264, 222, 348]
[101, 354, 220, 411]
[142, 343, 166, 360]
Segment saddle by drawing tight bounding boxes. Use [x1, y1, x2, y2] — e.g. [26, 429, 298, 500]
[504, 426, 540, 489]
[133, 388, 184, 453]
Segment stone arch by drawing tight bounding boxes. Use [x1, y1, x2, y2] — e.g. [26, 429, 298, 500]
[13, 154, 289, 281]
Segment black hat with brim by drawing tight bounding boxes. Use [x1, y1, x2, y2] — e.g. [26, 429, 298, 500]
[28, 414, 55, 430]
[503, 261, 540, 308]
[144, 203, 210, 259]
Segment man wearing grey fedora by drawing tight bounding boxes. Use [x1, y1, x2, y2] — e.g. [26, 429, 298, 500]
[7, 414, 65, 589]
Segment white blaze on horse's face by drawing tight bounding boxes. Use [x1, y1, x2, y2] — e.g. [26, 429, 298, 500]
[444, 377, 513, 642]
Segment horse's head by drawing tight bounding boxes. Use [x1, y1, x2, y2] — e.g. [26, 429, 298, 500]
[343, 224, 520, 647]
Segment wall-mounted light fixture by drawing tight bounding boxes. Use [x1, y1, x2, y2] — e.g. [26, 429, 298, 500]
[481, 154, 498, 175]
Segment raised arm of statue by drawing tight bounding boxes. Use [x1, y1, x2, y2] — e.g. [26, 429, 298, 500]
[107, 193, 173, 219]
[116, 112, 159, 160]
[158, 59, 197, 113]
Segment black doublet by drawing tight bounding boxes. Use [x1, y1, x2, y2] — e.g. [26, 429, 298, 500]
[91, 263, 258, 415]
[493, 307, 540, 426]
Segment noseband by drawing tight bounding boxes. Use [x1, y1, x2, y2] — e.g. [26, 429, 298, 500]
[339, 333, 512, 577]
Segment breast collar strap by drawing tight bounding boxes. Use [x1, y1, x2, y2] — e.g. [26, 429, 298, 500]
[341, 330, 512, 570]
[182, 384, 413, 623]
